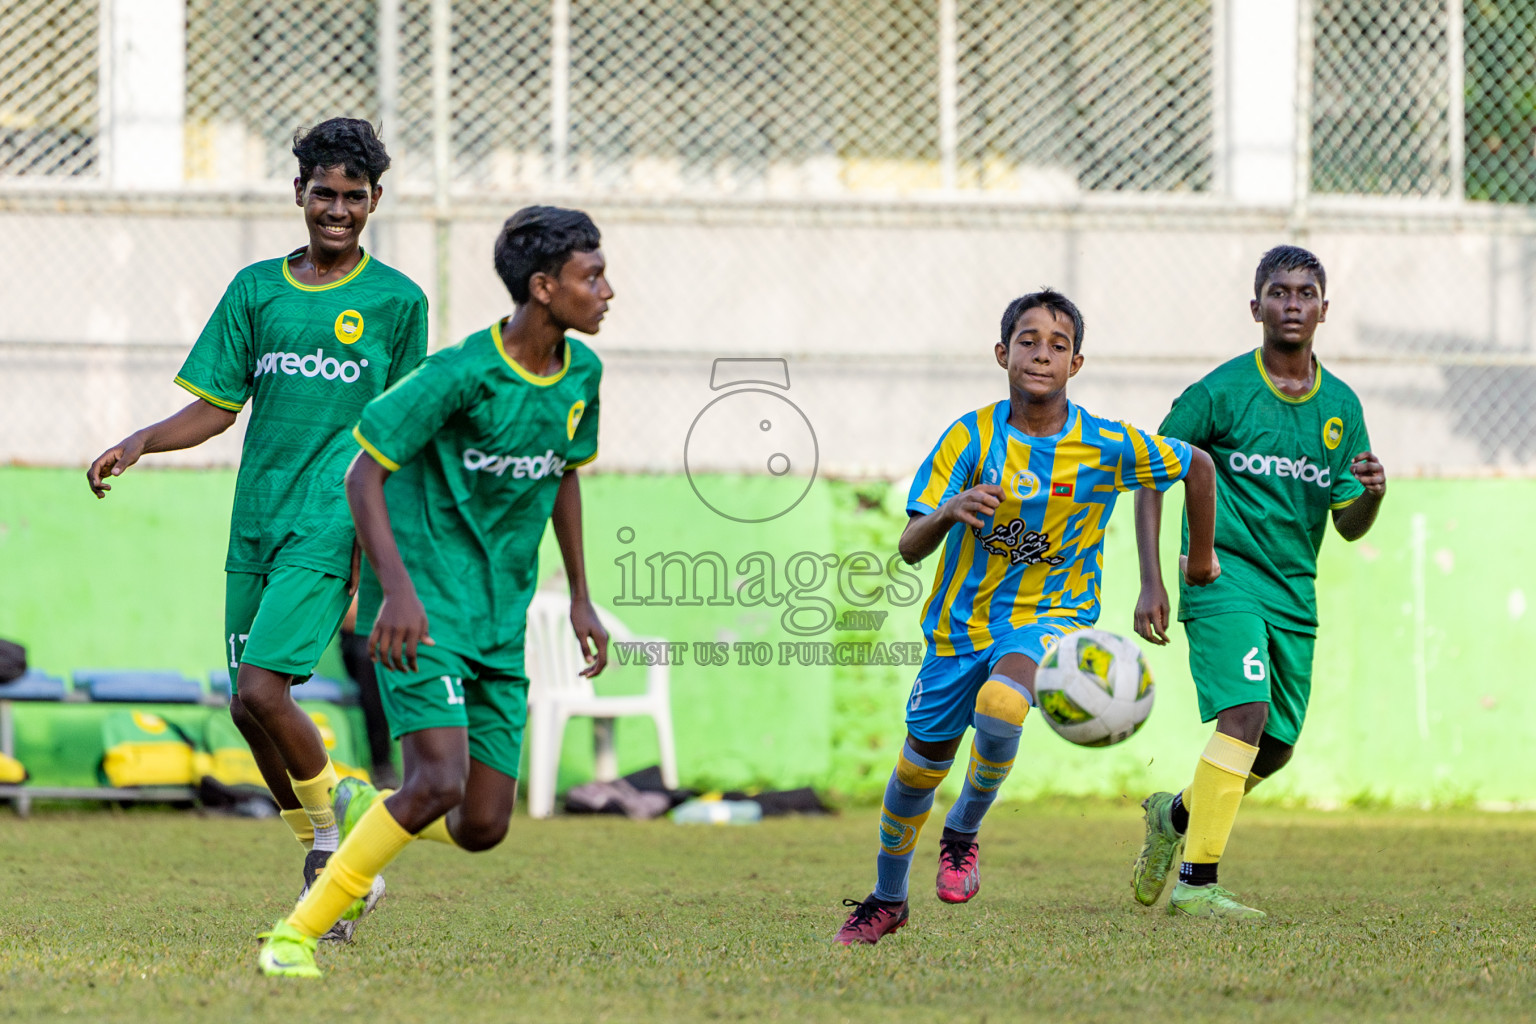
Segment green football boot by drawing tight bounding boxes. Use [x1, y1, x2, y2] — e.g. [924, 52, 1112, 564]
[322, 777, 388, 942]
[1166, 881, 1266, 920]
[334, 776, 383, 843]
[1131, 791, 1184, 906]
[258, 920, 321, 978]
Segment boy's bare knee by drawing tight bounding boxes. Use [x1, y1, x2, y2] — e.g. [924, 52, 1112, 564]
[395, 767, 467, 826]
[233, 672, 291, 721]
[1215, 701, 1269, 746]
[422, 776, 466, 815]
[453, 816, 509, 852]
[229, 694, 254, 729]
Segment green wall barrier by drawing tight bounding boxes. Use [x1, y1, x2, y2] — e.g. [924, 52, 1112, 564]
[2, 466, 1529, 805]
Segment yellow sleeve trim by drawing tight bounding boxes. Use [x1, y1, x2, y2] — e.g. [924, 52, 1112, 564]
[352, 425, 401, 472]
[174, 376, 244, 412]
[567, 450, 598, 468]
[1329, 493, 1361, 510]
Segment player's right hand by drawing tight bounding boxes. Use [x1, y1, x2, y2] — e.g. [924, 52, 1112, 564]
[370, 590, 434, 673]
[943, 484, 1004, 529]
[1134, 582, 1171, 646]
[86, 434, 145, 498]
[1180, 550, 1222, 587]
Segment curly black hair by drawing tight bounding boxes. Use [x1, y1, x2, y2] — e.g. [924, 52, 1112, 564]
[493, 206, 602, 305]
[999, 288, 1085, 354]
[292, 118, 392, 187]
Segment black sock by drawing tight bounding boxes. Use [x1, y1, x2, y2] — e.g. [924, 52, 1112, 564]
[1169, 793, 1189, 834]
[1179, 861, 1217, 887]
[941, 826, 978, 844]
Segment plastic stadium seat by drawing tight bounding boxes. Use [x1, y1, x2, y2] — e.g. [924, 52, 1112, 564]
[290, 675, 355, 705]
[208, 670, 354, 705]
[523, 592, 678, 820]
[0, 670, 67, 701]
[75, 669, 204, 704]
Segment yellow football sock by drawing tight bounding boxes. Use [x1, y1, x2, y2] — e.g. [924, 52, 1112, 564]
[1244, 771, 1266, 794]
[417, 815, 459, 847]
[366, 788, 457, 843]
[280, 808, 314, 850]
[1183, 732, 1258, 865]
[287, 799, 413, 940]
[289, 761, 340, 834]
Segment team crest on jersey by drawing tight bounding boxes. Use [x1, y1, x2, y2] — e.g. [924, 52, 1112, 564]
[131, 710, 168, 734]
[334, 309, 364, 345]
[1009, 469, 1040, 500]
[566, 399, 586, 441]
[974, 519, 1065, 567]
[1323, 416, 1343, 450]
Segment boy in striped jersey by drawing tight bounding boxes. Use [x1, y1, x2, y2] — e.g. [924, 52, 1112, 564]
[836, 288, 1219, 945]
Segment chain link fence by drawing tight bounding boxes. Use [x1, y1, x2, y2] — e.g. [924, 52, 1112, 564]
[3, 0, 1535, 477]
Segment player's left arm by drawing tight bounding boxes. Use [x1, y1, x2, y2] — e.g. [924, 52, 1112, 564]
[348, 354, 461, 670]
[1179, 448, 1220, 587]
[551, 468, 608, 678]
[386, 293, 430, 387]
[1120, 424, 1221, 588]
[1332, 450, 1386, 541]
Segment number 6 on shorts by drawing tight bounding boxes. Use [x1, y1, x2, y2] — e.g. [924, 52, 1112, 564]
[1242, 646, 1266, 681]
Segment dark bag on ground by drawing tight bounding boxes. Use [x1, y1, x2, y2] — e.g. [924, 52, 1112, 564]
[0, 639, 26, 683]
[564, 765, 832, 819]
[721, 787, 834, 816]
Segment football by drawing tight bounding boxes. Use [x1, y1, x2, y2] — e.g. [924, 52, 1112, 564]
[1034, 629, 1154, 747]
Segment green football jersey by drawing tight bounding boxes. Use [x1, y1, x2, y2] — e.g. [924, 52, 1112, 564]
[1161, 348, 1371, 634]
[353, 322, 602, 659]
[175, 251, 428, 577]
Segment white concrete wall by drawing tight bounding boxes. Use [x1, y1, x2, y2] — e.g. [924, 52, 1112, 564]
[1, 209, 1528, 475]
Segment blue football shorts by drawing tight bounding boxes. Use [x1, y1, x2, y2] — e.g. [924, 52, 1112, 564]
[904, 620, 1083, 742]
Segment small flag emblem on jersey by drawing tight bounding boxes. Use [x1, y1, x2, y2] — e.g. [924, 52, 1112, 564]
[1051, 482, 1072, 496]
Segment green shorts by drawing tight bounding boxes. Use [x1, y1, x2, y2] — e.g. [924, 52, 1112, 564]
[377, 643, 529, 779]
[1184, 612, 1315, 746]
[225, 567, 350, 686]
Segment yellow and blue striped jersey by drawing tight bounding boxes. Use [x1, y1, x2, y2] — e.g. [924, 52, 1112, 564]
[907, 400, 1192, 656]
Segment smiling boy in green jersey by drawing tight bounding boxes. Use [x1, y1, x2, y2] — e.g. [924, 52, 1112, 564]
[1129, 245, 1387, 919]
[87, 119, 427, 938]
[258, 206, 612, 978]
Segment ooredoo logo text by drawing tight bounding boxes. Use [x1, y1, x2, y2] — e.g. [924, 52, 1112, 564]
[1228, 451, 1331, 488]
[254, 348, 369, 383]
[462, 448, 567, 479]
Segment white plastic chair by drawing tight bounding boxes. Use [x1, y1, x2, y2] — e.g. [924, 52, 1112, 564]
[523, 591, 679, 819]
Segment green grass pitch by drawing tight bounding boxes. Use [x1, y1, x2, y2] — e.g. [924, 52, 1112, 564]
[1, 801, 1532, 1023]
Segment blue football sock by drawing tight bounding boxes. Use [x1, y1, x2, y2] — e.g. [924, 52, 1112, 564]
[872, 742, 952, 903]
[943, 676, 1030, 835]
